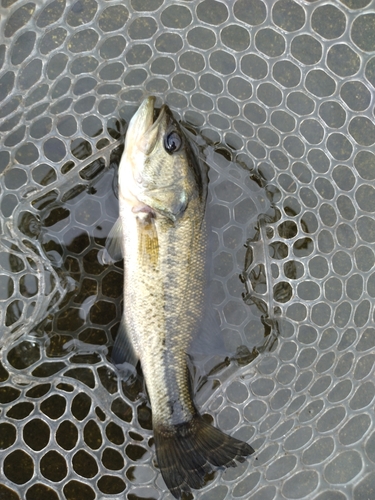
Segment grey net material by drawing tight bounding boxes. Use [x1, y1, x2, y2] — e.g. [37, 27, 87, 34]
[0, 0, 375, 499]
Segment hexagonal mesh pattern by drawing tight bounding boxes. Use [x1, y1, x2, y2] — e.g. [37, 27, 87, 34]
[0, 0, 375, 499]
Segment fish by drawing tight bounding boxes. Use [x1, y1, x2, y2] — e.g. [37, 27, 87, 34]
[106, 96, 254, 498]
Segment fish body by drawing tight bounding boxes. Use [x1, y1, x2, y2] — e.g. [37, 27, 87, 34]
[108, 96, 254, 498]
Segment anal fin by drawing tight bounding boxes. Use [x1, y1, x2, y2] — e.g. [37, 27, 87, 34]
[112, 317, 138, 370]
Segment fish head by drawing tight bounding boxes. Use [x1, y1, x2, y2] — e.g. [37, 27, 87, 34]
[119, 96, 204, 222]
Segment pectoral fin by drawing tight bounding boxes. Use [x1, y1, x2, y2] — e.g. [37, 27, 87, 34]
[137, 217, 159, 267]
[104, 217, 123, 263]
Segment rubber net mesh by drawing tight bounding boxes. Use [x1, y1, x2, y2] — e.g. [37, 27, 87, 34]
[0, 1, 375, 499]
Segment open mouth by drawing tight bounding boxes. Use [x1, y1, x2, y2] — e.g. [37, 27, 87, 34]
[130, 96, 167, 135]
[125, 96, 168, 153]
[147, 102, 167, 134]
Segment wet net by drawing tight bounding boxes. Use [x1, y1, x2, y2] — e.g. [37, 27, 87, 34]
[0, 1, 375, 499]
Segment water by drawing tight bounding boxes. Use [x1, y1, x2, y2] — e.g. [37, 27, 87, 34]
[1, 1, 375, 499]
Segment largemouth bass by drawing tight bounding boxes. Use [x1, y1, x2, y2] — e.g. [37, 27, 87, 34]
[107, 96, 254, 498]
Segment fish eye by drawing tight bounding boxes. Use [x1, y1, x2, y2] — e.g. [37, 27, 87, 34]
[164, 131, 182, 154]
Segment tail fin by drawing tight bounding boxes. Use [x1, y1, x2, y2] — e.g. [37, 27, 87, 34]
[154, 415, 254, 499]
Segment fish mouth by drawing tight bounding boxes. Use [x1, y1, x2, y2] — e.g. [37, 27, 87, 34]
[128, 96, 167, 136]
